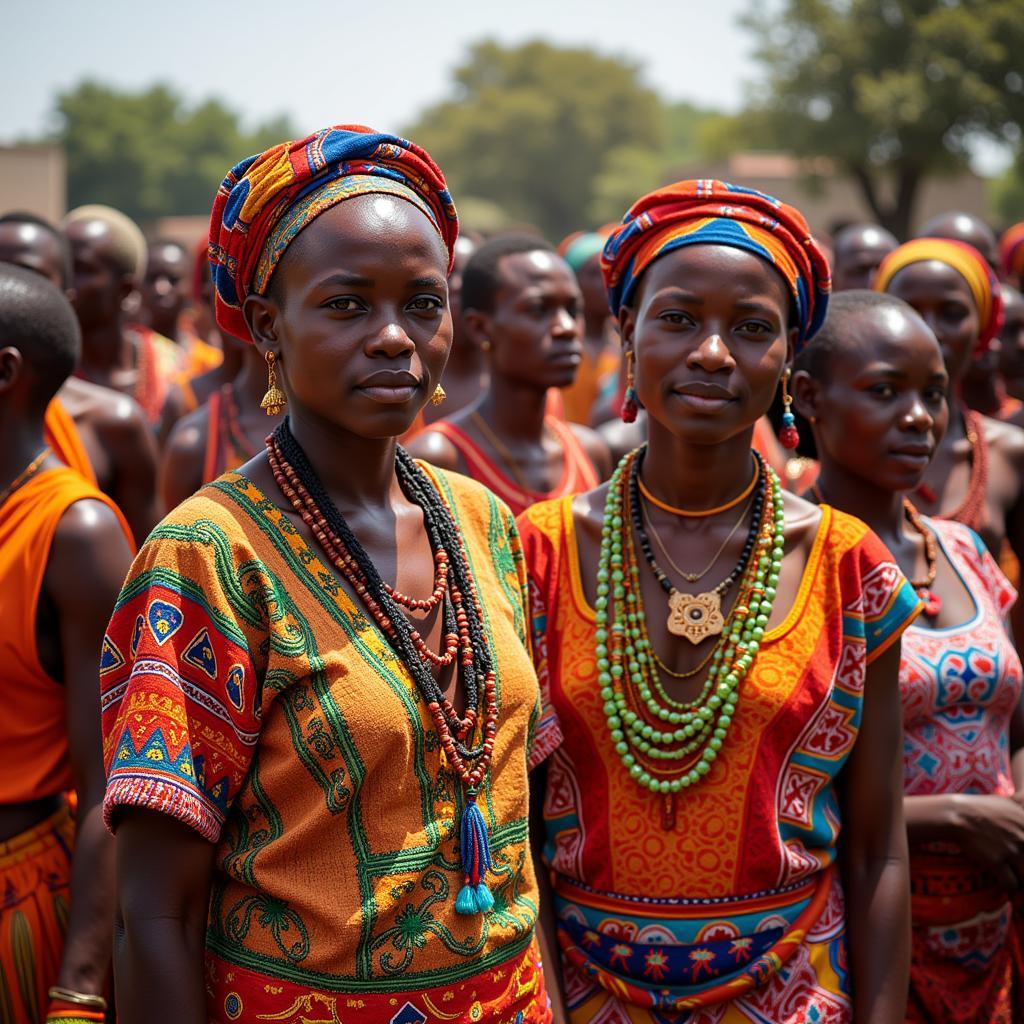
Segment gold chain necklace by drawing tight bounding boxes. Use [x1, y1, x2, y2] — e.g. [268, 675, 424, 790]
[470, 411, 562, 494]
[0, 447, 51, 507]
[643, 488, 756, 584]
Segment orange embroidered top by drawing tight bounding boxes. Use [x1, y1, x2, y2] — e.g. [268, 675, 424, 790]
[427, 416, 599, 518]
[0, 467, 133, 803]
[43, 398, 97, 485]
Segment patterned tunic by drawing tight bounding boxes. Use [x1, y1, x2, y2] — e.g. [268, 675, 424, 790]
[101, 468, 550, 1023]
[901, 518, 1024, 1023]
[518, 499, 920, 1023]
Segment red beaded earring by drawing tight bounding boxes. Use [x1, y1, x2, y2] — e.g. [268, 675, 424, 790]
[779, 368, 799, 450]
[621, 351, 638, 423]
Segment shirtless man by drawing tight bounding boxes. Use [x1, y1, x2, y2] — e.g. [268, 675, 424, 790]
[0, 211, 160, 542]
[63, 205, 188, 443]
[410, 235, 611, 516]
[0, 263, 134, 1021]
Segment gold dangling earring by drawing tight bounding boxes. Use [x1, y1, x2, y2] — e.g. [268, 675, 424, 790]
[431, 384, 447, 406]
[261, 351, 287, 416]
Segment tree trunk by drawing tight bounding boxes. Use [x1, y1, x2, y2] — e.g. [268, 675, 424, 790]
[848, 162, 921, 241]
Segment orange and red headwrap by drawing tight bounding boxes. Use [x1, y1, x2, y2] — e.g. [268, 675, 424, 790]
[874, 238, 1004, 354]
[1001, 222, 1024, 284]
[208, 125, 458, 343]
[600, 179, 831, 351]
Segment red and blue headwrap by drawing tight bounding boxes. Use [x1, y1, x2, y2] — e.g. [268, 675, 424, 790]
[208, 125, 458, 343]
[600, 180, 831, 350]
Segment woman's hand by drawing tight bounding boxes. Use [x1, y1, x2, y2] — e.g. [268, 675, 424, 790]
[947, 793, 1024, 890]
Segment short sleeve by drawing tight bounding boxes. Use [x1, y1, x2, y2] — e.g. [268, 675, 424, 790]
[101, 524, 265, 842]
[845, 526, 922, 664]
[516, 504, 566, 770]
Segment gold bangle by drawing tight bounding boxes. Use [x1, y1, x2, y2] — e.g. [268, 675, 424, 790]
[47, 987, 108, 1011]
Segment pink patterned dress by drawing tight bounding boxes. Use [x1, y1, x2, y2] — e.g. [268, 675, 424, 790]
[900, 518, 1024, 1022]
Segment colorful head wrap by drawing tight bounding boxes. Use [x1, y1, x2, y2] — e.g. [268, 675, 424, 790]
[874, 237, 1004, 354]
[208, 125, 458, 342]
[563, 232, 606, 273]
[600, 180, 831, 349]
[1001, 222, 1024, 283]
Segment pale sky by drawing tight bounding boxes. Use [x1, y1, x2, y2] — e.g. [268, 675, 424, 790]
[2, 0, 759, 142]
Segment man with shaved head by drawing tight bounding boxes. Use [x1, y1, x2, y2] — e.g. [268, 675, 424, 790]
[0, 263, 134, 1022]
[63, 205, 187, 441]
[831, 222, 898, 291]
[0, 211, 160, 543]
[139, 238, 221, 385]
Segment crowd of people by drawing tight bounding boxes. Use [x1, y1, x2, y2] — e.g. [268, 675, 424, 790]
[2, 122, 1024, 1024]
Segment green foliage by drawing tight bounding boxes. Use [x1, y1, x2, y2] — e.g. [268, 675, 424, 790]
[991, 158, 1024, 225]
[742, 0, 1024, 236]
[405, 40, 668, 240]
[54, 81, 294, 224]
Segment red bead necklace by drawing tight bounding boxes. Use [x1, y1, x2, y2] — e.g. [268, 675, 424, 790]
[266, 439, 498, 784]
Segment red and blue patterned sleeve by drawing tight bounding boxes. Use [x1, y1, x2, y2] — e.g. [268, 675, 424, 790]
[845, 527, 922, 664]
[101, 526, 265, 842]
[516, 504, 565, 771]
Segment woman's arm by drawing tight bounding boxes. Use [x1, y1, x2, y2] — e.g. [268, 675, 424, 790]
[530, 762, 568, 1024]
[113, 810, 216, 1024]
[840, 640, 911, 1023]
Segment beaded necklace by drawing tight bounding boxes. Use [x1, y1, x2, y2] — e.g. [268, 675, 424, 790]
[596, 447, 785, 829]
[0, 447, 50, 507]
[915, 406, 988, 531]
[268, 421, 499, 915]
[633, 451, 768, 644]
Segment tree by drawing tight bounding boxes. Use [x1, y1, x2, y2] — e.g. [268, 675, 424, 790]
[405, 41, 666, 240]
[741, 0, 1024, 238]
[54, 81, 293, 224]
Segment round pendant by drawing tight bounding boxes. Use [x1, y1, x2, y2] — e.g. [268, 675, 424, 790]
[667, 590, 725, 644]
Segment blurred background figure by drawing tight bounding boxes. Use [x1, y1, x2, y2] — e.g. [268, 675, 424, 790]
[0, 211, 160, 543]
[139, 238, 221, 382]
[917, 211, 1000, 270]
[63, 205, 186, 441]
[559, 231, 619, 426]
[409, 234, 611, 515]
[831, 222, 898, 291]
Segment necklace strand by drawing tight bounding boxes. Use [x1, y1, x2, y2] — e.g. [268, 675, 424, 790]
[643, 484, 757, 583]
[0, 447, 51, 506]
[637, 453, 758, 517]
[595, 446, 785, 822]
[267, 422, 500, 914]
[470, 410, 561, 495]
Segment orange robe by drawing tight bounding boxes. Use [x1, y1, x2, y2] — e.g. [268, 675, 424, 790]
[560, 344, 620, 425]
[43, 398, 97, 485]
[0, 467, 133, 1022]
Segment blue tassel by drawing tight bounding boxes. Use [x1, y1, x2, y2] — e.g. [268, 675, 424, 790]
[455, 884, 480, 915]
[456, 793, 493, 915]
[474, 882, 495, 911]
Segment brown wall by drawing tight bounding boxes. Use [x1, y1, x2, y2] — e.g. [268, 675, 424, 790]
[0, 145, 66, 220]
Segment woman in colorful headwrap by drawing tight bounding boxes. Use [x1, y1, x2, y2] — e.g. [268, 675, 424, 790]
[793, 289, 1024, 1023]
[874, 239, 1024, 569]
[100, 126, 552, 1024]
[518, 179, 920, 1023]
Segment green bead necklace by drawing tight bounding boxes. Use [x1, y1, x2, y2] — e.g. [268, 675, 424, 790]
[595, 447, 786, 825]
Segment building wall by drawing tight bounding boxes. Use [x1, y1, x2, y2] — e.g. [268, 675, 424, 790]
[0, 146, 66, 220]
